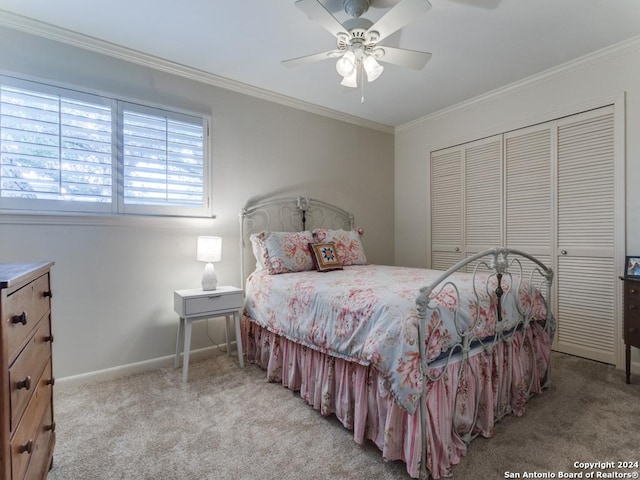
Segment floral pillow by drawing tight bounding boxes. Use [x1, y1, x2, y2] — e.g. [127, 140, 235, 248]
[249, 233, 269, 271]
[256, 231, 315, 275]
[308, 242, 343, 272]
[312, 228, 367, 266]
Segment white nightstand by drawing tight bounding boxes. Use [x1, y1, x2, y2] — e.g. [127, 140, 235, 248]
[173, 285, 244, 382]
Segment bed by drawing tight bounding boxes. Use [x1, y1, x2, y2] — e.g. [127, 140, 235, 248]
[239, 196, 554, 479]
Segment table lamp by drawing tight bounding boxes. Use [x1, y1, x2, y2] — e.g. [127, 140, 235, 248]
[197, 236, 222, 290]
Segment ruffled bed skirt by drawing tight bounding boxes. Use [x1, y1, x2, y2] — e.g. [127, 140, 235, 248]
[242, 317, 551, 479]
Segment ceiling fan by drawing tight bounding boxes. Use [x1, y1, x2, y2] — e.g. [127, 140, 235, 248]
[283, 0, 433, 91]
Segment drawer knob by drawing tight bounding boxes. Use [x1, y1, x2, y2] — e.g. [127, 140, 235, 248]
[17, 376, 31, 391]
[43, 290, 53, 298]
[45, 422, 56, 433]
[45, 334, 54, 343]
[19, 440, 33, 454]
[46, 377, 55, 386]
[11, 311, 28, 325]
[561, 250, 568, 255]
[631, 289, 638, 294]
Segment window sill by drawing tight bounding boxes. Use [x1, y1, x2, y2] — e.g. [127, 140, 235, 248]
[0, 210, 216, 229]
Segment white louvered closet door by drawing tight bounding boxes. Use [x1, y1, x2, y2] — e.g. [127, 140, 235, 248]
[556, 106, 616, 364]
[504, 124, 553, 281]
[464, 136, 503, 272]
[431, 148, 463, 270]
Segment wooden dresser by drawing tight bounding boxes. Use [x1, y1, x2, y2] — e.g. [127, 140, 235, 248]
[0, 262, 55, 480]
[621, 276, 640, 384]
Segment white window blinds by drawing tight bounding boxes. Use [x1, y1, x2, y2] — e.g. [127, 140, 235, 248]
[122, 106, 204, 210]
[1, 85, 113, 206]
[0, 77, 210, 217]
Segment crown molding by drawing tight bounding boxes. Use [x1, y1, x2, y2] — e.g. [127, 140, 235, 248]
[0, 10, 394, 134]
[397, 34, 640, 132]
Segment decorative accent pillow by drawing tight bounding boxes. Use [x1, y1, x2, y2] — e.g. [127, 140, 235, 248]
[312, 228, 367, 266]
[308, 242, 343, 272]
[257, 231, 315, 275]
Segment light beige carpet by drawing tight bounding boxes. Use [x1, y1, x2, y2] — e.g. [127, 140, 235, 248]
[48, 351, 640, 480]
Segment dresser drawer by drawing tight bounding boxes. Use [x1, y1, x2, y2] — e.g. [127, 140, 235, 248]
[10, 360, 53, 480]
[9, 317, 53, 432]
[21, 400, 54, 480]
[3, 273, 51, 363]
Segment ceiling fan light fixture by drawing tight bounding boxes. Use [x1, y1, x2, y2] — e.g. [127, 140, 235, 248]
[286, 0, 433, 95]
[363, 54, 384, 82]
[336, 51, 356, 77]
[340, 69, 358, 88]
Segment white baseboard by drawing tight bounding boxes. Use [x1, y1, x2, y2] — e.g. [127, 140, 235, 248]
[55, 342, 234, 390]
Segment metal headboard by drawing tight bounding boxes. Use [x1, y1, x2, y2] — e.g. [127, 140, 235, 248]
[239, 196, 355, 283]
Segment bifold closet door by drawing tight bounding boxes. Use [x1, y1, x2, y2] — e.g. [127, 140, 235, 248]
[430, 103, 620, 365]
[431, 148, 463, 270]
[555, 106, 616, 364]
[431, 136, 502, 271]
[504, 124, 553, 282]
[464, 135, 503, 272]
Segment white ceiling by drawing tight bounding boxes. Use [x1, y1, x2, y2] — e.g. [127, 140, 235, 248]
[1, 0, 640, 128]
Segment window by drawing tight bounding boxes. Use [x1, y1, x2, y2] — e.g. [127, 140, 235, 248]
[0, 77, 210, 217]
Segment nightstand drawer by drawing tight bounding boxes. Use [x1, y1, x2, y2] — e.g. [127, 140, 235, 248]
[621, 276, 640, 383]
[626, 282, 640, 297]
[184, 292, 243, 316]
[627, 327, 640, 347]
[625, 309, 640, 346]
[625, 287, 640, 346]
[626, 303, 640, 320]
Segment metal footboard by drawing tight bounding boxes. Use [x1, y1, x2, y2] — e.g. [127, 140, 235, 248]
[415, 248, 554, 480]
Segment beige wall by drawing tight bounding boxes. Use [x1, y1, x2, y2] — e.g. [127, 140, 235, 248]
[0, 27, 394, 379]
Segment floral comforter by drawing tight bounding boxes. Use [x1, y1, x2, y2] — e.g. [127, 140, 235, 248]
[244, 264, 547, 414]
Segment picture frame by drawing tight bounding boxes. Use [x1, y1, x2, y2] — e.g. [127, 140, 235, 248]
[625, 256, 640, 278]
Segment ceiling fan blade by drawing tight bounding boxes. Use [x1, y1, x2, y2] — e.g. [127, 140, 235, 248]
[448, 0, 501, 9]
[295, 0, 350, 39]
[366, 0, 432, 43]
[376, 46, 432, 69]
[282, 50, 343, 68]
[322, 0, 344, 13]
[370, 0, 405, 7]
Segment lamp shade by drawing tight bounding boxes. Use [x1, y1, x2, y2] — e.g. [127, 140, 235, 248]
[197, 236, 222, 263]
[336, 51, 356, 77]
[340, 69, 358, 88]
[363, 55, 384, 82]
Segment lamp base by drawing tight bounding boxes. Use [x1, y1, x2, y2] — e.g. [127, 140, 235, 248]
[201, 263, 218, 291]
